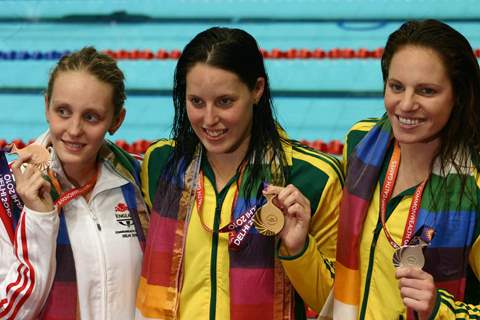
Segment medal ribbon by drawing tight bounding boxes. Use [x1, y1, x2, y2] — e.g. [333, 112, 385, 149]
[196, 166, 260, 250]
[0, 150, 24, 244]
[48, 169, 98, 210]
[380, 142, 427, 250]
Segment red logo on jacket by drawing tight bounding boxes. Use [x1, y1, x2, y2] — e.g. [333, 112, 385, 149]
[115, 203, 128, 212]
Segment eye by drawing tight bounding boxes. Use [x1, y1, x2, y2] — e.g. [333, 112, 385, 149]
[417, 87, 437, 96]
[188, 96, 203, 107]
[84, 112, 100, 123]
[55, 106, 71, 118]
[388, 82, 403, 93]
[217, 97, 234, 107]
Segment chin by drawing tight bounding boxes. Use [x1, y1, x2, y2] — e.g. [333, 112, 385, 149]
[202, 140, 226, 152]
[57, 148, 88, 162]
[395, 136, 434, 145]
[205, 147, 228, 156]
[57, 156, 83, 167]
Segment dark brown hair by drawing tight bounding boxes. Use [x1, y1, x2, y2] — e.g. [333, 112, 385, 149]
[167, 27, 287, 199]
[382, 20, 480, 165]
[382, 19, 480, 209]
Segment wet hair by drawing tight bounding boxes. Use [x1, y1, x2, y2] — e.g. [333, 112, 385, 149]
[381, 19, 480, 208]
[166, 26, 287, 198]
[46, 46, 126, 117]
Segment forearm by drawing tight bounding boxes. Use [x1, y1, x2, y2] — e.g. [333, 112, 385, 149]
[0, 207, 58, 319]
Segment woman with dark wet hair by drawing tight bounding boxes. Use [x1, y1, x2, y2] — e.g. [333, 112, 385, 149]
[136, 27, 343, 320]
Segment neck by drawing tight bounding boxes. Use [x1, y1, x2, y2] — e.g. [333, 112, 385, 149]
[63, 161, 98, 187]
[207, 150, 248, 192]
[392, 140, 439, 197]
[398, 140, 439, 173]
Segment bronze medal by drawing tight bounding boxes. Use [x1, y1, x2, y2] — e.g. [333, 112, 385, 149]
[256, 194, 284, 235]
[8, 144, 51, 171]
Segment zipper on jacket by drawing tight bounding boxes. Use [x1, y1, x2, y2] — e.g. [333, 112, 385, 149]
[209, 199, 222, 320]
[87, 204, 108, 319]
[358, 223, 383, 319]
[204, 159, 237, 320]
[89, 209, 102, 231]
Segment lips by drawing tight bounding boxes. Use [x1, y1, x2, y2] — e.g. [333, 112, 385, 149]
[62, 139, 86, 152]
[203, 128, 228, 140]
[397, 115, 424, 126]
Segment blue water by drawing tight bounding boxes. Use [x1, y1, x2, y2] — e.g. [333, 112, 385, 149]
[1, 1, 479, 144]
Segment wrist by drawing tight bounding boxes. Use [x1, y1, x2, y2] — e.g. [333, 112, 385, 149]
[25, 202, 55, 214]
[24, 205, 57, 216]
[278, 236, 310, 260]
[283, 239, 307, 256]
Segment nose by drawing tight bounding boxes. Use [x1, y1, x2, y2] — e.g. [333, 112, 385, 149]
[67, 116, 84, 136]
[204, 105, 219, 126]
[398, 89, 419, 112]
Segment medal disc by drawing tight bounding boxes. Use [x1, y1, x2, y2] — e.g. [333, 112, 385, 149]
[259, 202, 284, 234]
[400, 245, 425, 268]
[393, 245, 425, 269]
[9, 144, 51, 171]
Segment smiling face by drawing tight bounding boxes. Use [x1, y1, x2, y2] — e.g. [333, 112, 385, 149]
[45, 70, 124, 179]
[384, 45, 455, 146]
[185, 63, 264, 164]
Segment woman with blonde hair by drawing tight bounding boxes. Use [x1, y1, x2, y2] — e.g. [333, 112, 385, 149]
[0, 47, 148, 319]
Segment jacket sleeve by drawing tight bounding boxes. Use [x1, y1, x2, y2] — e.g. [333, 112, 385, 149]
[429, 289, 480, 319]
[428, 178, 480, 319]
[428, 235, 480, 318]
[279, 164, 343, 312]
[0, 207, 59, 319]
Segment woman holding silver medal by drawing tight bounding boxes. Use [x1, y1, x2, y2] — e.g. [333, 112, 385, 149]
[0, 47, 149, 319]
[328, 20, 480, 319]
[136, 27, 344, 319]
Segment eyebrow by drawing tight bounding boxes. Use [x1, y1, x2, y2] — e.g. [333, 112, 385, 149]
[387, 78, 442, 87]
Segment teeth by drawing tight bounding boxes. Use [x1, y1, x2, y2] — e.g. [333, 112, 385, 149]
[398, 116, 421, 125]
[64, 141, 83, 149]
[205, 129, 225, 137]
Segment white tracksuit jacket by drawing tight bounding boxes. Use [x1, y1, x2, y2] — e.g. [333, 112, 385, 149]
[0, 134, 147, 320]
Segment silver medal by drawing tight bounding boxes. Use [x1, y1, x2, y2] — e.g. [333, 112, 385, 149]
[393, 245, 425, 269]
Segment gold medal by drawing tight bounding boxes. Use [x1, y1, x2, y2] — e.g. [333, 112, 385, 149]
[255, 194, 284, 235]
[8, 144, 51, 171]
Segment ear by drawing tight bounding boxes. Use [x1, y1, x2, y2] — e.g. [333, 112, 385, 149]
[253, 77, 265, 104]
[108, 108, 126, 135]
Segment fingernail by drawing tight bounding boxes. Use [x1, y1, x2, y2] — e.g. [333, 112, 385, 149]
[262, 181, 269, 191]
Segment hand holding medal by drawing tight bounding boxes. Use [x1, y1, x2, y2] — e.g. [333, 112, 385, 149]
[396, 260, 437, 320]
[391, 228, 437, 320]
[258, 184, 311, 256]
[9, 144, 54, 213]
